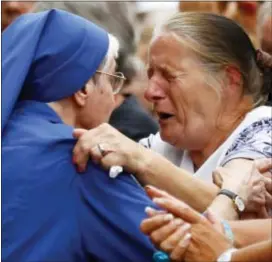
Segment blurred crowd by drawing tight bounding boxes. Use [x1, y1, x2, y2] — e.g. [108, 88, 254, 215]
[2, 1, 272, 262]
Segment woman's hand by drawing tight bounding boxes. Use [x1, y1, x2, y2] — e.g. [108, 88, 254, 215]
[213, 159, 271, 217]
[255, 158, 272, 209]
[141, 186, 232, 262]
[72, 123, 147, 173]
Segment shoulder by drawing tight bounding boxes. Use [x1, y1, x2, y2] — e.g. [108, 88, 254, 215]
[223, 109, 272, 164]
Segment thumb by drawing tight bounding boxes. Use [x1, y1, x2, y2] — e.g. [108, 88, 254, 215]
[144, 185, 171, 200]
[204, 209, 223, 233]
[73, 128, 87, 139]
[212, 168, 223, 188]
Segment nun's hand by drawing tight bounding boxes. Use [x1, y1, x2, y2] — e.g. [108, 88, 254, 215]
[72, 123, 146, 173]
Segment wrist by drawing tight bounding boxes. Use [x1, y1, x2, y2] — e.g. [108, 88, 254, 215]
[229, 221, 243, 248]
[210, 195, 239, 220]
[217, 189, 245, 215]
[132, 144, 150, 175]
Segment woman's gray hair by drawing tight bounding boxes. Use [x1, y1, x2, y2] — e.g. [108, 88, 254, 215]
[152, 12, 267, 107]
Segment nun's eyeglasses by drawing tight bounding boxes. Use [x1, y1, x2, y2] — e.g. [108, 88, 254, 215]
[96, 71, 126, 94]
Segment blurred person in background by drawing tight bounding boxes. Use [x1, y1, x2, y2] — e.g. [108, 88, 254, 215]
[257, 2, 272, 106]
[257, 1, 272, 55]
[1, 1, 36, 31]
[35, 1, 159, 141]
[72, 13, 272, 221]
[2, 9, 159, 262]
[179, 1, 260, 46]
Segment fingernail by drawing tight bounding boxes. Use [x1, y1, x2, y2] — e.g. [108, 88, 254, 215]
[180, 233, 191, 247]
[145, 185, 155, 192]
[174, 218, 183, 226]
[182, 223, 191, 231]
[145, 206, 155, 215]
[153, 198, 164, 204]
[164, 214, 174, 221]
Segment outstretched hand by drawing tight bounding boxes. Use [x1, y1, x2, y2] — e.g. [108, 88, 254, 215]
[141, 186, 232, 262]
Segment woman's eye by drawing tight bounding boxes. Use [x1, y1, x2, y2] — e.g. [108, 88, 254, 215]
[162, 71, 175, 81]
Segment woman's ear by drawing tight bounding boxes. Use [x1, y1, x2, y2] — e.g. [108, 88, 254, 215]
[225, 65, 243, 95]
[114, 93, 126, 109]
[73, 84, 92, 107]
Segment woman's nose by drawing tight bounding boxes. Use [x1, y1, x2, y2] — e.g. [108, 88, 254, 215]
[144, 80, 166, 103]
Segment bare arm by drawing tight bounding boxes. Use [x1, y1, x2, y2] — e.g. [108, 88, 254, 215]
[72, 126, 267, 217]
[231, 240, 272, 262]
[208, 159, 256, 220]
[136, 148, 218, 213]
[230, 219, 272, 248]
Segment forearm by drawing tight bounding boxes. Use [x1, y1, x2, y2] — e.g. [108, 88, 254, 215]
[208, 159, 256, 220]
[230, 219, 272, 248]
[231, 240, 272, 262]
[135, 148, 218, 212]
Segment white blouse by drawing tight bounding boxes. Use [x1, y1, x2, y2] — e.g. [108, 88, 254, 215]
[140, 106, 272, 183]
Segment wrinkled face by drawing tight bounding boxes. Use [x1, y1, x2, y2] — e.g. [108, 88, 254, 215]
[145, 34, 223, 150]
[79, 59, 116, 129]
[261, 17, 272, 55]
[1, 1, 35, 31]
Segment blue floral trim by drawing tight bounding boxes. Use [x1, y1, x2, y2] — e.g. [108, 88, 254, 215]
[225, 118, 272, 159]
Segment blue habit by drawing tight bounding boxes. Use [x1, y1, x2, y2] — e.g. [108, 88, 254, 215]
[2, 9, 157, 262]
[2, 101, 156, 262]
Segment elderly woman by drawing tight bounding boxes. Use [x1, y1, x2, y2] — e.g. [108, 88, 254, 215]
[72, 13, 272, 220]
[2, 9, 160, 262]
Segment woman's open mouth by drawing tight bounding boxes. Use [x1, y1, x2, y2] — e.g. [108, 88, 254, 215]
[158, 112, 175, 122]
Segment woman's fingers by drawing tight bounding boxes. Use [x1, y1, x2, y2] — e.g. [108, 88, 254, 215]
[152, 197, 203, 224]
[140, 213, 175, 234]
[263, 174, 272, 194]
[255, 158, 272, 173]
[256, 206, 270, 219]
[169, 233, 191, 262]
[145, 185, 174, 200]
[265, 191, 272, 208]
[72, 128, 87, 139]
[159, 223, 191, 253]
[73, 143, 103, 173]
[73, 129, 98, 171]
[145, 206, 166, 217]
[212, 169, 223, 188]
[149, 218, 184, 249]
[203, 209, 223, 234]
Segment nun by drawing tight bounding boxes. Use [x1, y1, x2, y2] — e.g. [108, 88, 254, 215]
[2, 9, 158, 262]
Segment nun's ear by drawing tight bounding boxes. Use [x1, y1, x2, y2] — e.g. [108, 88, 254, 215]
[73, 84, 92, 107]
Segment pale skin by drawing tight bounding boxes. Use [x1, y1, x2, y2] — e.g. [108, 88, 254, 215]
[48, 59, 117, 130]
[72, 34, 270, 219]
[140, 186, 272, 262]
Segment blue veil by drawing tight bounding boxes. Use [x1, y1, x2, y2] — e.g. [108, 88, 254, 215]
[2, 9, 109, 131]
